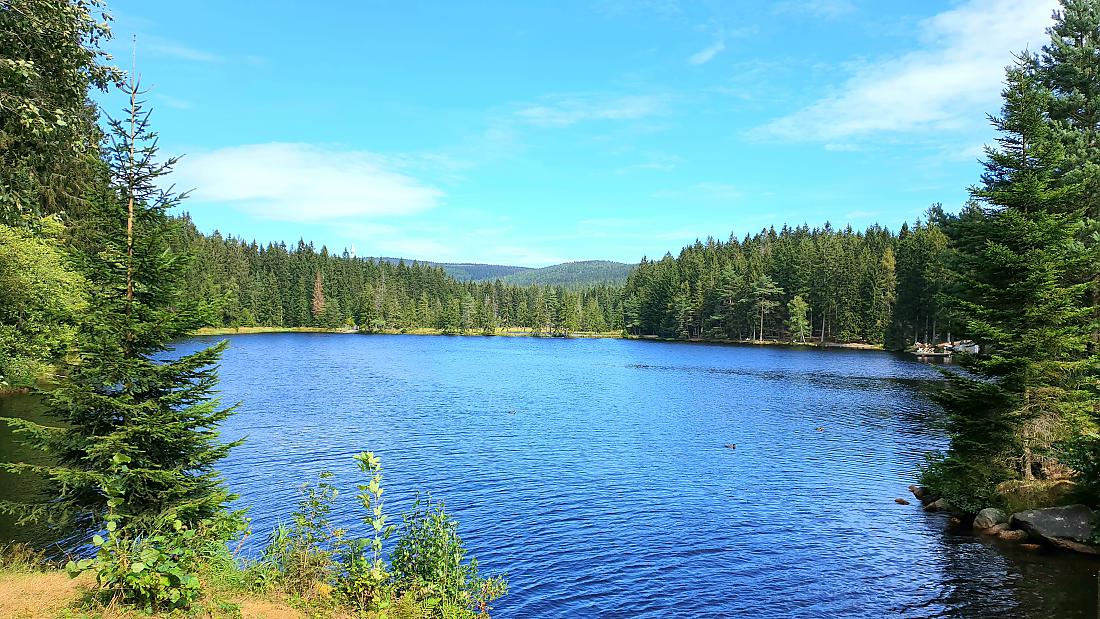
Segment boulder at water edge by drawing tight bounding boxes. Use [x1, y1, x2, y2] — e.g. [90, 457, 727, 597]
[923, 498, 951, 513]
[973, 508, 1007, 530]
[1010, 504, 1099, 555]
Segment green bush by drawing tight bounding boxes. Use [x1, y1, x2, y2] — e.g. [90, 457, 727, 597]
[1059, 433, 1100, 506]
[65, 453, 247, 614]
[919, 451, 1008, 514]
[390, 493, 506, 618]
[249, 471, 344, 597]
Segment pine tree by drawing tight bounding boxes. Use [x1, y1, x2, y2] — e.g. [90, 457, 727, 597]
[1, 79, 239, 531]
[923, 60, 1095, 511]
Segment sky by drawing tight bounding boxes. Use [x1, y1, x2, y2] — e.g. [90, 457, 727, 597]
[97, 0, 1060, 267]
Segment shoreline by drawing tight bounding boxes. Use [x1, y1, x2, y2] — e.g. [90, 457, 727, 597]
[189, 325, 888, 350]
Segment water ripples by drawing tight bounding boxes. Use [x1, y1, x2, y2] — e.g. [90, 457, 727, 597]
[157, 334, 1098, 618]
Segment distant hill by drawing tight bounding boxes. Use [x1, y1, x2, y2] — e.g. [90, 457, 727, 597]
[499, 260, 633, 287]
[367, 257, 532, 281]
[367, 257, 633, 287]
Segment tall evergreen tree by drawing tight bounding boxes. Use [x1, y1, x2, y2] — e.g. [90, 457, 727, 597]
[923, 60, 1095, 511]
[2, 80, 238, 530]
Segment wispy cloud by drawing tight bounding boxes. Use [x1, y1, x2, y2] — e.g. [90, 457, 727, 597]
[688, 40, 725, 65]
[515, 94, 667, 127]
[653, 182, 742, 201]
[774, 0, 856, 20]
[614, 161, 677, 174]
[144, 36, 224, 63]
[751, 0, 1057, 143]
[174, 143, 443, 221]
[156, 94, 193, 110]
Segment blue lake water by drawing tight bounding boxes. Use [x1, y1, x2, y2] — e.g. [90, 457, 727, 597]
[3, 333, 1097, 617]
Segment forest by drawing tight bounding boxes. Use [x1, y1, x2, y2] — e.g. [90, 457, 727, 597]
[622, 218, 948, 347]
[172, 217, 624, 336]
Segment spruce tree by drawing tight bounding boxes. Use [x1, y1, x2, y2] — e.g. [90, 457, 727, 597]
[923, 60, 1095, 511]
[1, 78, 239, 531]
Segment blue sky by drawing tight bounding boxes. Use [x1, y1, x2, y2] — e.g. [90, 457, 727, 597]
[98, 0, 1058, 266]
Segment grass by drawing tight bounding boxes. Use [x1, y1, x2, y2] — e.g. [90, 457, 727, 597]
[191, 326, 356, 336]
[0, 566, 465, 619]
[192, 325, 624, 339]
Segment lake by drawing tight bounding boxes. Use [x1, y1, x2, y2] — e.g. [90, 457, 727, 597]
[2, 333, 1097, 617]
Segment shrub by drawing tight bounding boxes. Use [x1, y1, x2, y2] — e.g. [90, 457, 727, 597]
[1059, 432, 1100, 506]
[918, 451, 1008, 514]
[390, 493, 506, 618]
[249, 471, 344, 597]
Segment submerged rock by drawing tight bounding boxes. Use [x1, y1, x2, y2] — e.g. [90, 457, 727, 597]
[1010, 504, 1099, 555]
[998, 529, 1028, 542]
[973, 508, 1008, 530]
[980, 523, 1010, 536]
[895, 498, 910, 505]
[924, 498, 951, 513]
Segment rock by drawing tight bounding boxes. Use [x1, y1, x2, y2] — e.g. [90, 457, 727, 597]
[998, 529, 1028, 542]
[979, 523, 1010, 536]
[908, 484, 930, 500]
[924, 498, 951, 513]
[973, 508, 1008, 530]
[1010, 504, 1100, 555]
[1019, 543, 1042, 552]
[895, 498, 910, 505]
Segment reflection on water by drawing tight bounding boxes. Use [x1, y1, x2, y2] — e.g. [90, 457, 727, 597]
[1, 335, 1096, 617]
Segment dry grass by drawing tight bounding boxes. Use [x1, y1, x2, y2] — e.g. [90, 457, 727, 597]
[0, 571, 91, 619]
[0, 569, 321, 619]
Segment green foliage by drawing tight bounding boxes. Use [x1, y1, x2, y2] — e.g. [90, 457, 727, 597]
[0, 218, 86, 387]
[246, 453, 506, 618]
[497, 260, 632, 287]
[335, 451, 395, 612]
[250, 472, 344, 597]
[2, 82, 239, 537]
[623, 224, 917, 343]
[170, 219, 624, 336]
[924, 41, 1100, 510]
[919, 452, 1007, 515]
[786, 295, 810, 343]
[390, 494, 507, 618]
[1059, 433, 1100, 505]
[66, 453, 248, 614]
[0, 0, 121, 224]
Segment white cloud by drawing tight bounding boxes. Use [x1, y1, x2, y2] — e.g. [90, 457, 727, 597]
[175, 143, 443, 221]
[752, 0, 1058, 142]
[774, 0, 855, 19]
[689, 40, 725, 65]
[515, 94, 666, 127]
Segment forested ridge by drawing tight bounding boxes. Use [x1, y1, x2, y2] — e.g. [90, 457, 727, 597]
[174, 217, 624, 336]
